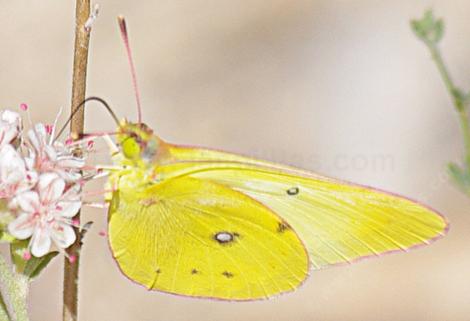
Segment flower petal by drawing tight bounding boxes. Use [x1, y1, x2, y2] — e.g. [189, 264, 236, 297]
[1, 129, 18, 146]
[51, 223, 76, 249]
[0, 145, 27, 186]
[15, 170, 38, 195]
[0, 144, 24, 167]
[44, 145, 57, 161]
[38, 173, 65, 204]
[8, 213, 35, 239]
[1, 110, 21, 125]
[27, 128, 41, 152]
[0, 110, 20, 146]
[16, 191, 40, 213]
[30, 227, 52, 257]
[24, 152, 36, 170]
[34, 123, 47, 140]
[56, 200, 81, 218]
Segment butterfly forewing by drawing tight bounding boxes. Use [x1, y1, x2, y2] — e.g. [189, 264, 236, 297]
[157, 144, 448, 269]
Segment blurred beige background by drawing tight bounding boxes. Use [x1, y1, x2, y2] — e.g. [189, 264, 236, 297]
[1, 0, 470, 320]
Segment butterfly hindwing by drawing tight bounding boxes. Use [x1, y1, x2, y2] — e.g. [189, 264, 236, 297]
[108, 175, 309, 300]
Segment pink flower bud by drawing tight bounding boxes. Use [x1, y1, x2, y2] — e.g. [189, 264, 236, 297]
[45, 124, 53, 135]
[23, 251, 32, 261]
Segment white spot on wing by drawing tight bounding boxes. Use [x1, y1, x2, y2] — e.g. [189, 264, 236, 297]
[215, 232, 233, 243]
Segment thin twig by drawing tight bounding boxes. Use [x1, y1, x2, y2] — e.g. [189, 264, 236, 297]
[63, 1, 91, 321]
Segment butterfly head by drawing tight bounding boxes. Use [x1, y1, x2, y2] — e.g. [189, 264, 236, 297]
[117, 120, 159, 163]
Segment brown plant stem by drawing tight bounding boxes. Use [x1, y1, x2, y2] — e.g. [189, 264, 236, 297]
[63, 0, 91, 320]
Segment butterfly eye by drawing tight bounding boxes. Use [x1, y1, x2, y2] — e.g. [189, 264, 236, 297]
[121, 135, 141, 159]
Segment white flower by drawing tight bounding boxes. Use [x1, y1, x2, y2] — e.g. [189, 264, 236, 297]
[27, 123, 85, 182]
[0, 110, 21, 148]
[0, 144, 37, 199]
[8, 173, 81, 257]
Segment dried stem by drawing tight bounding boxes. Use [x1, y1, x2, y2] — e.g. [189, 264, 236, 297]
[63, 0, 91, 320]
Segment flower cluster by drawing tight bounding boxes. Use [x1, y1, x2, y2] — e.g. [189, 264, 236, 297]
[0, 108, 86, 258]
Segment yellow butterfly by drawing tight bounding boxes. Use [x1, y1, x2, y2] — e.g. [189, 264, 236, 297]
[102, 17, 448, 301]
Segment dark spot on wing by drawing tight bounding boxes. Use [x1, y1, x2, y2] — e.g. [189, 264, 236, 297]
[277, 221, 291, 233]
[222, 271, 234, 278]
[191, 269, 199, 275]
[286, 187, 299, 196]
[156, 268, 161, 274]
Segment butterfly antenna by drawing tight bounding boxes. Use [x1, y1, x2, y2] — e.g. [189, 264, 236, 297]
[118, 16, 143, 124]
[54, 97, 120, 142]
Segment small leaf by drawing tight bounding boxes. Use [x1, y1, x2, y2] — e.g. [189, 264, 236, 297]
[10, 241, 59, 280]
[448, 162, 464, 179]
[431, 19, 444, 43]
[0, 230, 16, 244]
[411, 9, 445, 43]
[23, 252, 59, 280]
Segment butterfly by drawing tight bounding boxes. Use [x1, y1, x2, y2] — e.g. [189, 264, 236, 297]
[101, 17, 448, 301]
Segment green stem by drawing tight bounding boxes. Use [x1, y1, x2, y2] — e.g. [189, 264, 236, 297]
[0, 255, 29, 321]
[427, 41, 456, 101]
[458, 110, 470, 168]
[0, 290, 11, 321]
[425, 39, 470, 168]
